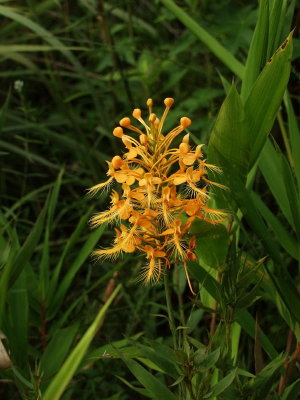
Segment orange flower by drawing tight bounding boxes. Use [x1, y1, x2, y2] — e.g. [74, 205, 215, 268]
[89, 98, 227, 294]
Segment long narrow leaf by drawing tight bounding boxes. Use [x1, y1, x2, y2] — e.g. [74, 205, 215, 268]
[43, 284, 121, 400]
[159, 0, 244, 79]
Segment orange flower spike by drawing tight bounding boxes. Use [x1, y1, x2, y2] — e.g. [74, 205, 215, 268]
[89, 97, 227, 294]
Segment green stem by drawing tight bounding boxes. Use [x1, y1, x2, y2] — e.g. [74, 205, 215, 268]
[164, 273, 178, 350]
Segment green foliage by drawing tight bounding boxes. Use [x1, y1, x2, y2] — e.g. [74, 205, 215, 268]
[0, 0, 300, 399]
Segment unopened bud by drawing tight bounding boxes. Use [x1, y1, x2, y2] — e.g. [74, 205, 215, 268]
[119, 117, 131, 127]
[146, 98, 153, 107]
[180, 117, 192, 128]
[113, 127, 124, 138]
[164, 98, 174, 108]
[132, 108, 142, 119]
[111, 155, 123, 169]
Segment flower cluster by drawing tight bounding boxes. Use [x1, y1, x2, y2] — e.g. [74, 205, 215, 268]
[89, 98, 226, 294]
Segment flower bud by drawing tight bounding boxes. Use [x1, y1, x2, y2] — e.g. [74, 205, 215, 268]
[164, 98, 174, 108]
[113, 127, 124, 138]
[119, 117, 131, 127]
[180, 117, 192, 128]
[111, 155, 123, 169]
[132, 108, 142, 119]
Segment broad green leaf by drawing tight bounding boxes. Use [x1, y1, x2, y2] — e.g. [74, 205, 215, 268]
[133, 343, 178, 379]
[282, 378, 300, 400]
[198, 348, 220, 370]
[40, 324, 79, 382]
[203, 368, 237, 398]
[281, 154, 300, 240]
[252, 191, 298, 260]
[159, 0, 244, 79]
[219, 161, 300, 324]
[246, 32, 293, 168]
[43, 284, 121, 400]
[231, 323, 241, 365]
[123, 358, 177, 400]
[241, 0, 269, 101]
[284, 92, 300, 188]
[186, 309, 204, 334]
[247, 353, 285, 399]
[192, 222, 229, 270]
[207, 83, 250, 209]
[259, 139, 294, 229]
[268, 0, 287, 57]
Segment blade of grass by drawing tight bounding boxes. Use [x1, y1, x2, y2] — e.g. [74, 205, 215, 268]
[48, 224, 107, 318]
[123, 358, 177, 400]
[159, 0, 244, 79]
[39, 170, 64, 299]
[43, 284, 121, 400]
[47, 207, 93, 305]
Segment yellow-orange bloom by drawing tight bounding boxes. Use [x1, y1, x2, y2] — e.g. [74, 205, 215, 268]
[89, 98, 227, 294]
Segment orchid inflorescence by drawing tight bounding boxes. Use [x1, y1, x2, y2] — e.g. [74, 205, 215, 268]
[89, 98, 226, 294]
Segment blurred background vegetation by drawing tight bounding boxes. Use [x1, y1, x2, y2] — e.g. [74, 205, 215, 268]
[0, 0, 299, 399]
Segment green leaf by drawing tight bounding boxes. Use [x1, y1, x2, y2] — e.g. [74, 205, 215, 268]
[159, 0, 244, 79]
[268, 0, 287, 57]
[198, 348, 220, 370]
[6, 269, 29, 370]
[47, 207, 93, 303]
[247, 353, 285, 399]
[281, 154, 300, 239]
[252, 191, 298, 260]
[116, 375, 152, 398]
[49, 224, 106, 317]
[123, 358, 177, 400]
[259, 139, 295, 229]
[40, 324, 79, 382]
[284, 92, 300, 188]
[282, 378, 300, 400]
[40, 170, 64, 299]
[246, 32, 293, 168]
[208, 84, 250, 186]
[241, 0, 269, 101]
[192, 222, 229, 270]
[43, 284, 121, 400]
[189, 262, 278, 358]
[203, 368, 237, 398]
[133, 343, 178, 379]
[0, 202, 47, 300]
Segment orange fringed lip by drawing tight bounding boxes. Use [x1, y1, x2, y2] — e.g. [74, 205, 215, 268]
[89, 98, 227, 294]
